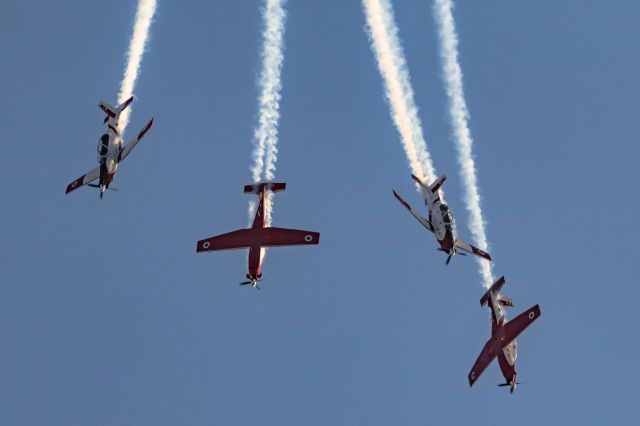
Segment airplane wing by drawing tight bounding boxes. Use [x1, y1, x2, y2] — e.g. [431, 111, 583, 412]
[454, 240, 492, 261]
[197, 229, 256, 252]
[117, 118, 153, 163]
[196, 227, 319, 252]
[257, 227, 320, 247]
[468, 337, 500, 387]
[502, 304, 541, 344]
[65, 166, 100, 194]
[468, 305, 541, 387]
[392, 190, 434, 233]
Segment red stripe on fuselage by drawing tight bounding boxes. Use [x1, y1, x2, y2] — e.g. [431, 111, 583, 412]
[248, 190, 266, 278]
[100, 170, 115, 188]
[248, 246, 262, 279]
[437, 232, 454, 252]
[251, 192, 266, 229]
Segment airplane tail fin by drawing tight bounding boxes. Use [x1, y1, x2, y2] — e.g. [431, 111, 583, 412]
[99, 96, 134, 124]
[411, 174, 447, 194]
[480, 276, 506, 306]
[244, 182, 286, 195]
[428, 175, 447, 193]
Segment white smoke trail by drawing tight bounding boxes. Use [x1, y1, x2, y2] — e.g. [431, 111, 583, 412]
[117, 0, 157, 134]
[433, 0, 493, 288]
[362, 0, 437, 186]
[249, 0, 287, 227]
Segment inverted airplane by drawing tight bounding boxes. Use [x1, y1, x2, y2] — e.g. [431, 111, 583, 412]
[196, 182, 319, 289]
[65, 96, 153, 198]
[393, 174, 492, 264]
[468, 276, 541, 393]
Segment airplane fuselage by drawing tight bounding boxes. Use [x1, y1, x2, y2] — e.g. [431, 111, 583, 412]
[423, 190, 457, 255]
[488, 290, 518, 388]
[97, 126, 122, 192]
[246, 191, 268, 280]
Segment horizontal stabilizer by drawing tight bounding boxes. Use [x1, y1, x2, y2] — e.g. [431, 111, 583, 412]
[99, 96, 134, 123]
[428, 174, 447, 193]
[411, 174, 427, 189]
[99, 101, 117, 118]
[480, 276, 506, 306]
[117, 96, 134, 112]
[412, 174, 447, 194]
[244, 182, 286, 195]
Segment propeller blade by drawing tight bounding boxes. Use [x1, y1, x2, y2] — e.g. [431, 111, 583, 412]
[446, 254, 452, 265]
[458, 252, 467, 256]
[239, 281, 252, 286]
[87, 184, 100, 188]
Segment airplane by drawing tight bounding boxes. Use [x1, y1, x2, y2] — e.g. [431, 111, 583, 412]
[196, 182, 320, 289]
[392, 174, 492, 265]
[65, 96, 153, 198]
[468, 276, 541, 393]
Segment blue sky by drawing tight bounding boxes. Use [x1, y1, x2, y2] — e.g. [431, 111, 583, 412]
[1, 1, 638, 424]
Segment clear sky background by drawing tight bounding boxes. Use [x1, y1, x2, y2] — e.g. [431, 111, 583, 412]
[1, 1, 638, 424]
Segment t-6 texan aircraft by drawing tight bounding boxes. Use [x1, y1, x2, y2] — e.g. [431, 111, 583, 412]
[393, 174, 492, 264]
[196, 182, 320, 289]
[468, 276, 541, 393]
[65, 96, 153, 198]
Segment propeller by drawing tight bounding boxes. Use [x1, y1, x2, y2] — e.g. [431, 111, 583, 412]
[87, 184, 118, 191]
[444, 249, 467, 265]
[498, 381, 527, 393]
[239, 278, 265, 290]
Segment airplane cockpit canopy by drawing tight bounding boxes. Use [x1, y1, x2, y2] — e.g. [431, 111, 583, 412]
[96, 134, 109, 162]
[440, 204, 454, 225]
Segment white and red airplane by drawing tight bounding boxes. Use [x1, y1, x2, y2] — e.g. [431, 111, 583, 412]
[393, 174, 492, 265]
[468, 276, 541, 393]
[196, 182, 320, 289]
[65, 96, 153, 198]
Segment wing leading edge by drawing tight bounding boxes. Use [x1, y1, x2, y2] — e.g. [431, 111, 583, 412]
[454, 240, 492, 261]
[65, 166, 100, 194]
[392, 190, 434, 233]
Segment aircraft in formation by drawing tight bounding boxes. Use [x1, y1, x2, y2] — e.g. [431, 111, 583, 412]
[393, 174, 492, 265]
[393, 174, 541, 393]
[65, 101, 539, 391]
[467, 276, 541, 393]
[65, 96, 153, 198]
[196, 182, 320, 289]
